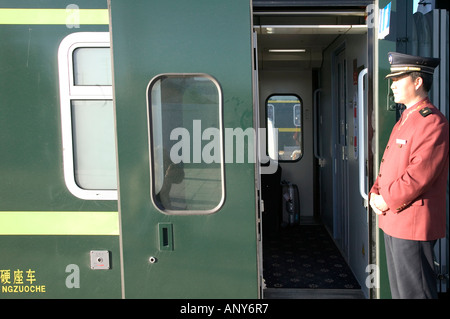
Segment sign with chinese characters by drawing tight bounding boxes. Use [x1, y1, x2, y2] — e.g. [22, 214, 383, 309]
[0, 269, 46, 294]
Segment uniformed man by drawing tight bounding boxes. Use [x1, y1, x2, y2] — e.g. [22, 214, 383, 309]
[369, 52, 449, 299]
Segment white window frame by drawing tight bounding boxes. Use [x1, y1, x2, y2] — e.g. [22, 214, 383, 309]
[58, 32, 117, 200]
[146, 73, 226, 215]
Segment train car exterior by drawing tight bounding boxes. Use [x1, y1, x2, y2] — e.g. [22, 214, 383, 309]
[0, 0, 120, 298]
[1, 0, 448, 299]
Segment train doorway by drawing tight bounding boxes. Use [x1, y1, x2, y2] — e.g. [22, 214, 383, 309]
[254, 7, 373, 298]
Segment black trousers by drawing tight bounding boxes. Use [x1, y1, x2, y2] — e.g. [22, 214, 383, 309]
[384, 233, 438, 299]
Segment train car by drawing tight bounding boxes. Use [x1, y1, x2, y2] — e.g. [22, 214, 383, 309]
[0, 0, 119, 298]
[0, 0, 448, 299]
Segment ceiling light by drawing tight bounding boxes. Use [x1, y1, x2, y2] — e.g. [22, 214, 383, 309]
[268, 49, 306, 53]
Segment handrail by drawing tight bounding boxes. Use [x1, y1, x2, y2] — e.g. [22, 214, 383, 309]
[358, 68, 368, 200]
[313, 88, 324, 163]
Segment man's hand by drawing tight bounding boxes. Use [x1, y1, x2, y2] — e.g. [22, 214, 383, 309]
[370, 193, 389, 215]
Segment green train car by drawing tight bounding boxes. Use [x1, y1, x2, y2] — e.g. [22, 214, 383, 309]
[0, 0, 448, 299]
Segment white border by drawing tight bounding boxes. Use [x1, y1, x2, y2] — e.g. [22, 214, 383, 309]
[58, 32, 117, 200]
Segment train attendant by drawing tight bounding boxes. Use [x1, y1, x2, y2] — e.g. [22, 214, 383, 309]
[369, 52, 449, 298]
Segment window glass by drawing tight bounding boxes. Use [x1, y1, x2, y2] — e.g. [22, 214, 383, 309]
[59, 32, 116, 200]
[266, 94, 303, 161]
[71, 100, 117, 190]
[73, 48, 112, 85]
[148, 74, 224, 213]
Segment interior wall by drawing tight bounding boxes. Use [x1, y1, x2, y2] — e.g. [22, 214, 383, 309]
[259, 69, 314, 217]
[319, 32, 369, 294]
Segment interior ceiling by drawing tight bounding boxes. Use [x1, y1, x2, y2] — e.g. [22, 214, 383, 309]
[254, 10, 367, 70]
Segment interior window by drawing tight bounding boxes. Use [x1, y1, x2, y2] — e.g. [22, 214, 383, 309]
[266, 94, 303, 161]
[148, 74, 224, 214]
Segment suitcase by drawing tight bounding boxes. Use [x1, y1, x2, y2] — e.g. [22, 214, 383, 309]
[281, 181, 300, 227]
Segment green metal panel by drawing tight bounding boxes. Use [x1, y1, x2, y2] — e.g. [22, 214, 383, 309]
[110, 0, 258, 298]
[0, 236, 121, 299]
[376, 39, 396, 300]
[376, 0, 397, 299]
[0, 1, 120, 299]
[0, 4, 114, 213]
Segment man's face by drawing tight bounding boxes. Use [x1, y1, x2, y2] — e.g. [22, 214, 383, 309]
[390, 74, 418, 105]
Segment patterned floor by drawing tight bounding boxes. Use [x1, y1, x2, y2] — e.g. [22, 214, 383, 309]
[263, 225, 361, 289]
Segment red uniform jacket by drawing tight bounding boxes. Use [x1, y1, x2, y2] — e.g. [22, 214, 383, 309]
[370, 98, 449, 241]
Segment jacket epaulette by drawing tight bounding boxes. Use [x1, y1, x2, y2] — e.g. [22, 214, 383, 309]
[419, 107, 432, 117]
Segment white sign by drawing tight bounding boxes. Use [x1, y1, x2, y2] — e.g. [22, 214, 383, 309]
[378, 2, 392, 39]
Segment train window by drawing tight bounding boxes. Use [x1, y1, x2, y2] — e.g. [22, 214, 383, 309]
[266, 94, 303, 161]
[73, 48, 112, 86]
[58, 32, 116, 200]
[71, 100, 117, 190]
[147, 74, 225, 214]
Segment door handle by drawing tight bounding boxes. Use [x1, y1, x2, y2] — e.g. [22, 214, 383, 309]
[158, 223, 174, 251]
[358, 68, 368, 200]
[313, 88, 325, 166]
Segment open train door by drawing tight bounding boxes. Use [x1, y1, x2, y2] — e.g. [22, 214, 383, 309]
[108, 0, 259, 298]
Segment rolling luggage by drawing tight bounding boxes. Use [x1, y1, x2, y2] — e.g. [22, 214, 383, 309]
[281, 181, 300, 227]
